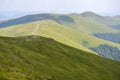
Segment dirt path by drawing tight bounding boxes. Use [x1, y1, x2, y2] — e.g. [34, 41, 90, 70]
[32, 25, 39, 35]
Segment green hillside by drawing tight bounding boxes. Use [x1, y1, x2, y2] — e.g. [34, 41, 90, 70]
[1, 20, 120, 53]
[48, 13, 120, 34]
[0, 13, 119, 34]
[80, 11, 120, 29]
[1, 20, 120, 47]
[1, 13, 120, 60]
[0, 36, 120, 80]
[0, 20, 94, 53]
[58, 14, 120, 34]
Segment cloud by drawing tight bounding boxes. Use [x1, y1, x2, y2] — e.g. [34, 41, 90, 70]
[0, 0, 120, 15]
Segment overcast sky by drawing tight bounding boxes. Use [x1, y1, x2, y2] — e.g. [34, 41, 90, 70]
[0, 0, 120, 20]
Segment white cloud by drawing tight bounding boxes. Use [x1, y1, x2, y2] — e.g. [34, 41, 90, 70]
[0, 0, 120, 15]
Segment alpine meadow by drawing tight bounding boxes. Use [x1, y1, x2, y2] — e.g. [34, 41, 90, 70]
[0, 0, 120, 80]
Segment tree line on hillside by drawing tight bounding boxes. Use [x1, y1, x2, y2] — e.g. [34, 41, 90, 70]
[91, 44, 120, 61]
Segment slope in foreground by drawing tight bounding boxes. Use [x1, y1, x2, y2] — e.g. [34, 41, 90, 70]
[0, 36, 120, 80]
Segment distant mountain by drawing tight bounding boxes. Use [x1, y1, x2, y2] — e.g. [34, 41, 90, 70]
[0, 36, 120, 80]
[80, 11, 120, 29]
[114, 16, 120, 21]
[0, 13, 118, 33]
[0, 14, 56, 28]
[81, 11, 103, 18]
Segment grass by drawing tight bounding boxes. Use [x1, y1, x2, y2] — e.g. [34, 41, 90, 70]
[0, 20, 95, 53]
[0, 36, 120, 80]
[1, 20, 120, 53]
[80, 11, 120, 28]
[53, 14, 120, 34]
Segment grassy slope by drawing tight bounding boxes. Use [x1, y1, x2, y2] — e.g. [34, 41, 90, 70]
[1, 20, 120, 53]
[0, 20, 93, 53]
[80, 11, 120, 28]
[113, 16, 120, 21]
[54, 14, 120, 34]
[0, 36, 120, 80]
[0, 13, 119, 34]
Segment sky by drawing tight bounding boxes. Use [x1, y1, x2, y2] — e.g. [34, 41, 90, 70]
[0, 0, 120, 20]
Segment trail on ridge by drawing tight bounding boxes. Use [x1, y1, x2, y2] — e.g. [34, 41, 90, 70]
[32, 25, 39, 35]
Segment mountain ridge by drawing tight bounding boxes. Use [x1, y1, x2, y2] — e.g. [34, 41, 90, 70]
[0, 12, 120, 29]
[1, 12, 120, 61]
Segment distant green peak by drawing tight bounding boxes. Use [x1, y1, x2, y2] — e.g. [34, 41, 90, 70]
[81, 11, 101, 17]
